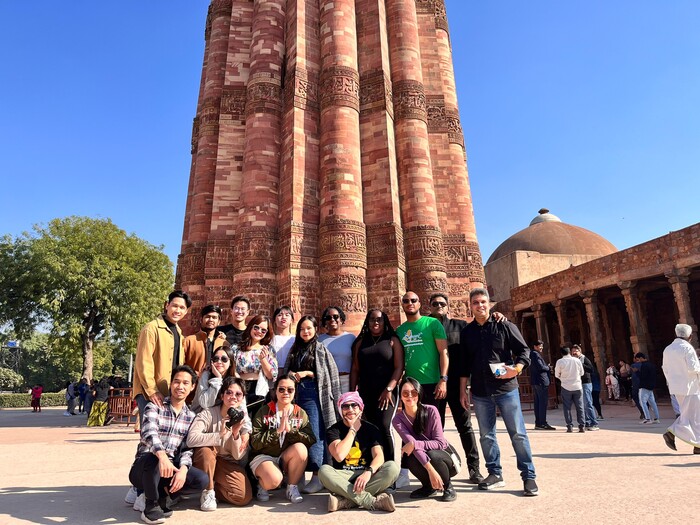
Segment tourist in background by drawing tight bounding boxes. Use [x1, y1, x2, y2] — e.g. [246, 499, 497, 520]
[571, 345, 599, 431]
[30, 384, 43, 413]
[605, 364, 621, 401]
[319, 306, 355, 393]
[636, 352, 660, 424]
[87, 377, 114, 427]
[64, 380, 77, 416]
[555, 347, 585, 433]
[530, 340, 555, 430]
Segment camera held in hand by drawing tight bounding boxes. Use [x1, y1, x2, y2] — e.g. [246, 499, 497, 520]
[226, 406, 245, 428]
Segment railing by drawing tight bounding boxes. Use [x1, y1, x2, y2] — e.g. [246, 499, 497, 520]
[108, 388, 135, 425]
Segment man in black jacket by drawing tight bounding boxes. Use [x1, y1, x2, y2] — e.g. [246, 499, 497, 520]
[572, 345, 600, 431]
[530, 341, 555, 430]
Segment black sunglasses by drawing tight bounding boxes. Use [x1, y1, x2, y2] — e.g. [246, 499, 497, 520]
[431, 301, 447, 307]
[212, 356, 229, 363]
[323, 314, 341, 322]
[402, 298, 419, 304]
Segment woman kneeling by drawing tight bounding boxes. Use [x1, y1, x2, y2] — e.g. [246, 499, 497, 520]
[187, 376, 253, 510]
[249, 375, 316, 504]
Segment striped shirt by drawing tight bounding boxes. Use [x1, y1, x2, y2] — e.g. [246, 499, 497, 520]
[135, 398, 195, 467]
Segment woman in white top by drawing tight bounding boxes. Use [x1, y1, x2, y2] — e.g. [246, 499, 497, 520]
[318, 306, 355, 393]
[194, 345, 236, 412]
[272, 306, 295, 375]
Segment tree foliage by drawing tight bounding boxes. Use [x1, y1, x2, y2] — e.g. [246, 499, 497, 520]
[0, 367, 24, 391]
[0, 217, 174, 380]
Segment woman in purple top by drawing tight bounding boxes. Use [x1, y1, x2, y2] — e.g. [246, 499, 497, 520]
[392, 377, 457, 502]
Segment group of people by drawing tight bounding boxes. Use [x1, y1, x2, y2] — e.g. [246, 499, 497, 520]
[124, 287, 540, 523]
[57, 376, 119, 426]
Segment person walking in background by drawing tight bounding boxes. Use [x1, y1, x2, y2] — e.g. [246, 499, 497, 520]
[571, 345, 599, 431]
[605, 364, 621, 401]
[30, 384, 43, 413]
[77, 378, 89, 414]
[636, 352, 660, 424]
[64, 380, 77, 416]
[618, 360, 633, 401]
[555, 347, 585, 433]
[530, 340, 555, 430]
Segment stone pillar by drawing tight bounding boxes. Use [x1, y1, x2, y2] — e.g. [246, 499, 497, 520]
[387, 0, 447, 304]
[232, 0, 286, 312]
[581, 290, 607, 381]
[619, 281, 649, 357]
[532, 304, 552, 364]
[598, 300, 615, 365]
[666, 267, 699, 347]
[318, 0, 368, 326]
[552, 299, 569, 347]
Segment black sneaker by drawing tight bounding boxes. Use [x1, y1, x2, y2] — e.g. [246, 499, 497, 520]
[158, 497, 173, 518]
[542, 424, 557, 430]
[409, 486, 437, 499]
[566, 425, 573, 433]
[141, 500, 165, 524]
[441, 484, 457, 502]
[523, 479, 538, 497]
[477, 473, 505, 490]
[578, 425, 585, 433]
[534, 425, 546, 430]
[466, 470, 484, 484]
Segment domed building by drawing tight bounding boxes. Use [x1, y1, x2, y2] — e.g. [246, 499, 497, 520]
[485, 209, 617, 303]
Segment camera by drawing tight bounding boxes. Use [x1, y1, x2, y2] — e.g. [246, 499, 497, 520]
[226, 407, 245, 428]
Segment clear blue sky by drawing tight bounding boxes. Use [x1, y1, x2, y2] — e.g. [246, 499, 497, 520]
[2, 1, 699, 267]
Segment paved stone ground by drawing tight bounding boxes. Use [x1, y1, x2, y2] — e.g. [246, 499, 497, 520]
[0, 400, 695, 525]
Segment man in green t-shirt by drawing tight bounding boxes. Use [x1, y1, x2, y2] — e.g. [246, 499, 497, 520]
[396, 291, 448, 420]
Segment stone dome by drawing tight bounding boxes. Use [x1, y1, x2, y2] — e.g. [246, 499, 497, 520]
[486, 208, 617, 264]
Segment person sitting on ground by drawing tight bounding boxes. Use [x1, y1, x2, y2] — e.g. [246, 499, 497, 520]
[319, 391, 399, 512]
[187, 376, 253, 510]
[249, 374, 316, 504]
[392, 377, 458, 502]
[128, 365, 208, 525]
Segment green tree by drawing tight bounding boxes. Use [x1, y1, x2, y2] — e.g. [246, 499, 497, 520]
[0, 367, 23, 391]
[0, 217, 174, 380]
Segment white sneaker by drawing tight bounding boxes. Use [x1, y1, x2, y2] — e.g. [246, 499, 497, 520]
[256, 487, 270, 502]
[133, 493, 146, 512]
[63, 411, 72, 417]
[200, 489, 217, 511]
[652, 419, 661, 424]
[395, 469, 411, 489]
[286, 484, 303, 504]
[302, 476, 323, 494]
[124, 486, 138, 505]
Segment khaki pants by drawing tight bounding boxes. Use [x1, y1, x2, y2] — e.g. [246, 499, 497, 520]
[192, 447, 252, 506]
[319, 461, 399, 509]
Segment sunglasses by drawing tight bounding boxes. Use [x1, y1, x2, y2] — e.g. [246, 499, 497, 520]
[223, 390, 243, 398]
[402, 298, 419, 304]
[323, 314, 341, 322]
[212, 356, 229, 363]
[431, 301, 447, 308]
[368, 316, 383, 324]
[341, 402, 360, 410]
[277, 387, 295, 394]
[401, 390, 419, 399]
[252, 325, 268, 334]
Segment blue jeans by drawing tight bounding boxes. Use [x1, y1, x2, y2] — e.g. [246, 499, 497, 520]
[295, 380, 327, 471]
[472, 389, 535, 480]
[561, 387, 585, 428]
[532, 384, 549, 427]
[581, 383, 598, 426]
[639, 388, 659, 420]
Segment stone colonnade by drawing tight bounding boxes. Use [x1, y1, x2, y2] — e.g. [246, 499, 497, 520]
[177, 0, 484, 334]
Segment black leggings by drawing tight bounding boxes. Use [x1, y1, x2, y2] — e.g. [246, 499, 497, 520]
[403, 449, 454, 490]
[359, 386, 398, 459]
[129, 454, 208, 502]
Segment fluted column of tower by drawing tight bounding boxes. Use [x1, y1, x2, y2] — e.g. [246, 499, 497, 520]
[277, 0, 322, 317]
[232, 0, 286, 312]
[317, 0, 368, 326]
[386, 0, 447, 303]
[356, 0, 406, 318]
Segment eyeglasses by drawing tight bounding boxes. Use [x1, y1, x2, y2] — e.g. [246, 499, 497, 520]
[369, 316, 383, 324]
[323, 314, 340, 322]
[341, 402, 360, 410]
[431, 301, 447, 308]
[277, 387, 295, 394]
[224, 390, 243, 398]
[212, 356, 229, 363]
[252, 325, 268, 335]
[232, 306, 248, 312]
[401, 390, 419, 399]
[402, 298, 419, 304]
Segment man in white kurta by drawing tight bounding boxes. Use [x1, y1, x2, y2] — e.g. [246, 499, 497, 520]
[661, 324, 700, 453]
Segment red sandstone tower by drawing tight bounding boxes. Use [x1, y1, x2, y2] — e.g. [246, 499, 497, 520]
[177, 0, 484, 333]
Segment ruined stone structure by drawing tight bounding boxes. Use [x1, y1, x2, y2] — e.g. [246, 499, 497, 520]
[176, 0, 484, 334]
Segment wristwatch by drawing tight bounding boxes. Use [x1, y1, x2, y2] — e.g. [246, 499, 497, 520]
[439, 375, 448, 382]
[365, 466, 375, 475]
[385, 386, 393, 392]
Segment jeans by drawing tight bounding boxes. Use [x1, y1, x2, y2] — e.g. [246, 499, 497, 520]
[581, 383, 598, 426]
[561, 387, 585, 428]
[296, 379, 328, 471]
[135, 394, 149, 427]
[532, 384, 549, 427]
[472, 389, 535, 480]
[639, 388, 660, 420]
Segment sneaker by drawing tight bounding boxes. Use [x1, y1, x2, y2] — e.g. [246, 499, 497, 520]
[328, 493, 357, 512]
[133, 493, 146, 512]
[586, 425, 600, 431]
[256, 487, 270, 502]
[286, 484, 303, 504]
[63, 411, 72, 417]
[140, 500, 165, 524]
[566, 425, 573, 433]
[441, 484, 457, 502]
[395, 469, 411, 489]
[523, 479, 539, 497]
[478, 473, 505, 490]
[597, 415, 605, 420]
[663, 431, 677, 451]
[534, 425, 546, 430]
[466, 470, 484, 484]
[372, 492, 395, 512]
[125, 486, 138, 505]
[410, 486, 437, 499]
[542, 424, 557, 430]
[640, 419, 651, 425]
[302, 476, 323, 494]
[652, 419, 660, 424]
[694, 447, 700, 455]
[158, 498, 173, 518]
[578, 425, 585, 433]
[200, 489, 217, 511]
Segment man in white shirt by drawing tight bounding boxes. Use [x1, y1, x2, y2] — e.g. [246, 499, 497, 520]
[662, 324, 700, 454]
[554, 347, 585, 433]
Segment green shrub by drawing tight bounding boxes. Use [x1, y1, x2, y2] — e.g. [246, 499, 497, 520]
[0, 392, 66, 408]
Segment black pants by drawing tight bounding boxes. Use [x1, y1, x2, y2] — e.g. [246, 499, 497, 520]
[404, 449, 453, 489]
[359, 386, 398, 459]
[129, 454, 208, 502]
[441, 379, 481, 475]
[532, 384, 549, 426]
[592, 389, 603, 417]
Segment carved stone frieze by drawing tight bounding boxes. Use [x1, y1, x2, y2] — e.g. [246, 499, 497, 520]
[233, 227, 278, 273]
[320, 66, 360, 112]
[359, 69, 393, 117]
[445, 108, 464, 147]
[443, 237, 483, 277]
[366, 222, 406, 270]
[434, 0, 448, 32]
[220, 87, 247, 119]
[319, 218, 367, 268]
[284, 68, 320, 111]
[404, 225, 446, 274]
[393, 80, 427, 122]
[426, 95, 447, 133]
[191, 117, 200, 153]
[245, 77, 283, 117]
[415, 0, 435, 15]
[321, 273, 367, 290]
[210, 0, 234, 18]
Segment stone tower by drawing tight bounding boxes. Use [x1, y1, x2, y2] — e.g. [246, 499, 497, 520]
[176, 0, 484, 334]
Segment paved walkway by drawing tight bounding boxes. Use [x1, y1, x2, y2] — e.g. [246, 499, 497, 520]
[0, 400, 694, 525]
